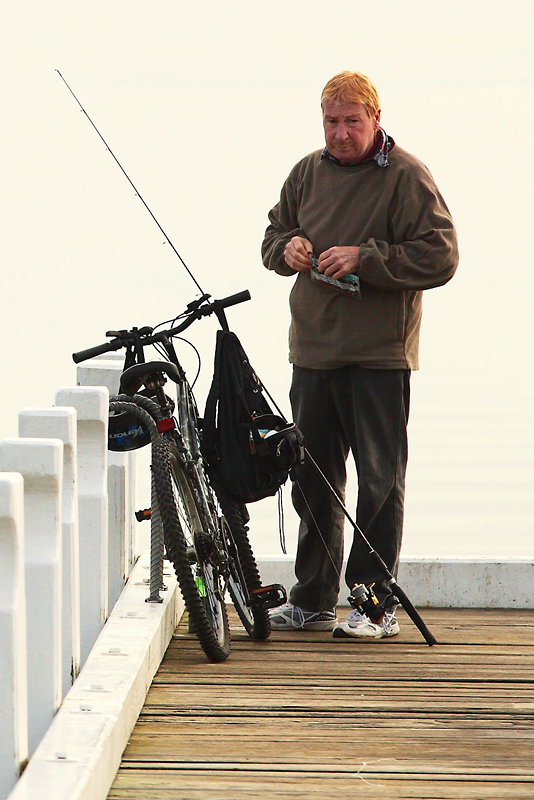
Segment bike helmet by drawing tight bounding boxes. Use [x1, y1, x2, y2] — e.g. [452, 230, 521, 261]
[107, 388, 175, 452]
[108, 407, 151, 452]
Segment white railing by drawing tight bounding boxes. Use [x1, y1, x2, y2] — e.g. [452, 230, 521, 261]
[0, 360, 182, 800]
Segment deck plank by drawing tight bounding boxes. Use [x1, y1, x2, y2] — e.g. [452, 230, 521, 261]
[107, 608, 534, 799]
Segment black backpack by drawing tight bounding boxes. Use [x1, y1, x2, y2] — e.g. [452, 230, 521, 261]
[202, 330, 304, 504]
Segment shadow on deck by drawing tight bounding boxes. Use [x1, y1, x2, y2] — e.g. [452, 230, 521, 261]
[108, 608, 534, 799]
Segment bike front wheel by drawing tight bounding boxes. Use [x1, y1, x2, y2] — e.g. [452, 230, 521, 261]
[152, 438, 230, 662]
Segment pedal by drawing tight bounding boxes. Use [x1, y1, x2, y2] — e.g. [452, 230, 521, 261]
[249, 583, 287, 609]
[135, 508, 151, 522]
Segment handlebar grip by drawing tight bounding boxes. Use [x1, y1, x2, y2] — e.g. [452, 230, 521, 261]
[72, 339, 122, 364]
[215, 290, 251, 309]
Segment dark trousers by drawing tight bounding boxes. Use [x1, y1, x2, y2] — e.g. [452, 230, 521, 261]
[289, 364, 410, 611]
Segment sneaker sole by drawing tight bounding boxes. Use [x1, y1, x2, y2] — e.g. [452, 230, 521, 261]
[333, 621, 400, 639]
[270, 619, 338, 632]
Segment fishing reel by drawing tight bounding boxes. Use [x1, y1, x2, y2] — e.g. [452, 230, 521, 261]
[348, 583, 398, 624]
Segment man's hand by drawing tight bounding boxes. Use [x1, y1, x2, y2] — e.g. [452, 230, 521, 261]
[284, 236, 314, 272]
[317, 246, 360, 280]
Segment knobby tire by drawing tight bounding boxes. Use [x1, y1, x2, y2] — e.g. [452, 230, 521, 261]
[152, 437, 231, 662]
[210, 472, 271, 640]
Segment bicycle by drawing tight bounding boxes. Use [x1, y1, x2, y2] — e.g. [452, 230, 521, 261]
[73, 290, 285, 662]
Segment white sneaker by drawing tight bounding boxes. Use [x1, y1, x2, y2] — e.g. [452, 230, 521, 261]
[269, 602, 338, 631]
[333, 608, 400, 639]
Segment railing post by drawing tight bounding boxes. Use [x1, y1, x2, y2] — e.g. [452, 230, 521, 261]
[18, 407, 81, 695]
[55, 387, 108, 666]
[107, 452, 133, 608]
[0, 473, 28, 800]
[0, 440, 63, 758]
[76, 358, 138, 607]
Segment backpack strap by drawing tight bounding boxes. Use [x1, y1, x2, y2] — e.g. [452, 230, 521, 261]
[202, 329, 225, 466]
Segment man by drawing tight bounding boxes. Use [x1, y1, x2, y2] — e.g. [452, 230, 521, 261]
[262, 71, 458, 639]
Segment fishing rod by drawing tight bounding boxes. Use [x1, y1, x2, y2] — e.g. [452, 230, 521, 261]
[56, 69, 205, 296]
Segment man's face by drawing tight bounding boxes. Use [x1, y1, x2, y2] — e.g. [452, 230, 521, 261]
[322, 101, 381, 165]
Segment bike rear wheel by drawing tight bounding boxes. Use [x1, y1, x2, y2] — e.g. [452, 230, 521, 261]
[152, 438, 230, 662]
[210, 473, 271, 640]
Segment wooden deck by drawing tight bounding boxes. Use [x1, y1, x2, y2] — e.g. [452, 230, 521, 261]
[108, 608, 534, 799]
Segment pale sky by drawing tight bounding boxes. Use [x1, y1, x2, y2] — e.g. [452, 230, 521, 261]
[1, 1, 533, 557]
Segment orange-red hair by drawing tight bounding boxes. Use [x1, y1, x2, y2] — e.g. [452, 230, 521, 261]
[321, 71, 380, 118]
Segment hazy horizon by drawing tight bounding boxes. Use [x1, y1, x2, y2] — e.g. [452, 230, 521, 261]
[1, 1, 532, 559]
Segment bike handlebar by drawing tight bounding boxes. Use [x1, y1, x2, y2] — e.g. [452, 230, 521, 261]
[72, 338, 124, 364]
[213, 289, 251, 308]
[72, 289, 251, 364]
[167, 290, 251, 336]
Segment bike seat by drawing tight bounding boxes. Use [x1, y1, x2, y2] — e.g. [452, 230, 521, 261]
[120, 360, 181, 395]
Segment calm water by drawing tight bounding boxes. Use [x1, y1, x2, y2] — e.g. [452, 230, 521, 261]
[248, 366, 534, 559]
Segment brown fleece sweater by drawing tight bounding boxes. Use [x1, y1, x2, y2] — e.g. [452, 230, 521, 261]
[262, 145, 459, 370]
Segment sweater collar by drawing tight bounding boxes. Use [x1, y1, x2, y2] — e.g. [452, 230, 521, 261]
[321, 128, 394, 168]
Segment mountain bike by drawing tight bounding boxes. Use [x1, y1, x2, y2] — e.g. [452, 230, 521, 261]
[73, 291, 285, 662]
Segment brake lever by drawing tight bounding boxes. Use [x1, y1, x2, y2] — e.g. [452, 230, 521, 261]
[185, 293, 211, 314]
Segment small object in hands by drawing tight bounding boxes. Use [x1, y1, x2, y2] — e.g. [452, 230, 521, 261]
[310, 256, 361, 299]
